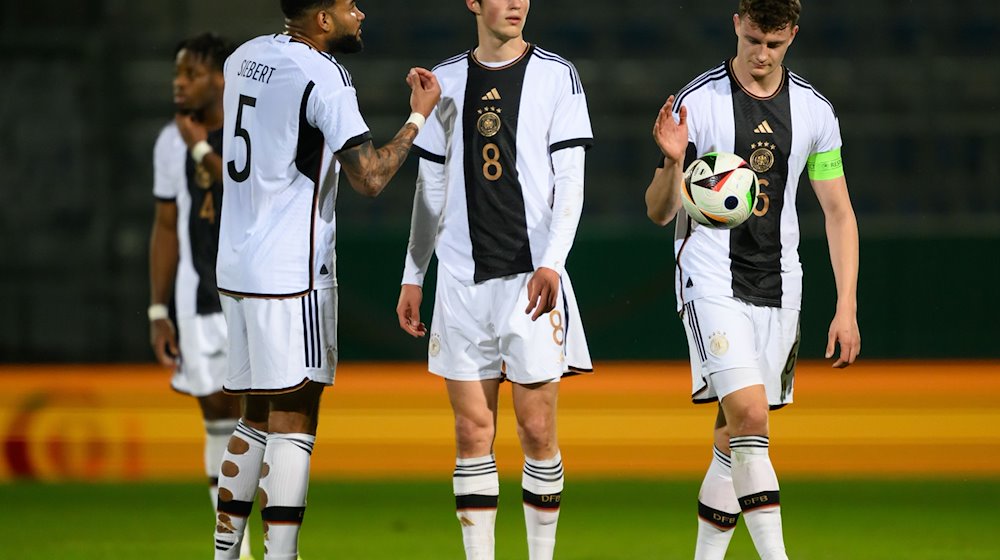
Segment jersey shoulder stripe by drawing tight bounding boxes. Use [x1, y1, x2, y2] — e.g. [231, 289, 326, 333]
[433, 51, 469, 72]
[789, 72, 835, 114]
[673, 63, 728, 114]
[533, 47, 583, 94]
[319, 52, 353, 87]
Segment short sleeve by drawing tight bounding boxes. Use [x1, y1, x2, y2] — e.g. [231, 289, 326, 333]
[308, 81, 371, 154]
[812, 102, 842, 156]
[153, 123, 185, 200]
[548, 63, 593, 153]
[413, 100, 447, 163]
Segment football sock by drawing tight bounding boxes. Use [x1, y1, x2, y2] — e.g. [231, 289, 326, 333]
[454, 454, 500, 560]
[259, 433, 315, 560]
[730, 435, 788, 560]
[215, 420, 266, 560]
[694, 446, 741, 560]
[521, 452, 564, 560]
[204, 419, 254, 558]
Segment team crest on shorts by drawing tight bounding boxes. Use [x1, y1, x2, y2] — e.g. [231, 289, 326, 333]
[749, 141, 776, 173]
[429, 333, 441, 357]
[709, 331, 730, 357]
[477, 107, 501, 137]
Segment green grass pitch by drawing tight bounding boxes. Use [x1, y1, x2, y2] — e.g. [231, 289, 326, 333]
[2, 478, 996, 559]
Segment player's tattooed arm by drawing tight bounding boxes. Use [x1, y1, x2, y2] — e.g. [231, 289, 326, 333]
[336, 125, 419, 198]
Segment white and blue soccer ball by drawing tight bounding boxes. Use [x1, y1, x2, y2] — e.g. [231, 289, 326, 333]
[681, 151, 759, 229]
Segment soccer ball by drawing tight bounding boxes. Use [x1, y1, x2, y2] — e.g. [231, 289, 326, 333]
[681, 152, 759, 229]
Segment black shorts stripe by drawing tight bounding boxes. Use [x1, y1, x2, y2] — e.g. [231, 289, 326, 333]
[685, 302, 707, 362]
[455, 494, 499, 510]
[311, 291, 321, 367]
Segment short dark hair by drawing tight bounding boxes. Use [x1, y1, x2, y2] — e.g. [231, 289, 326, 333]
[174, 32, 234, 73]
[738, 0, 801, 33]
[281, 0, 337, 20]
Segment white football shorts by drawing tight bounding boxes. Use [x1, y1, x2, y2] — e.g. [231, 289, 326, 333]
[171, 312, 228, 397]
[221, 289, 337, 394]
[681, 295, 800, 408]
[428, 265, 592, 384]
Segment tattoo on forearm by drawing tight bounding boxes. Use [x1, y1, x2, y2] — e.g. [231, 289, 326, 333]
[340, 124, 418, 196]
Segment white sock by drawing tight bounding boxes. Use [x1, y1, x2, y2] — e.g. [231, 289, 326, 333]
[522, 452, 563, 560]
[694, 446, 741, 560]
[205, 419, 254, 558]
[454, 454, 500, 560]
[730, 435, 787, 560]
[259, 433, 315, 560]
[215, 420, 266, 560]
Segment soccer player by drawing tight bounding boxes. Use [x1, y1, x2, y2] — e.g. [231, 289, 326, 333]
[148, 32, 256, 560]
[212, 1, 440, 559]
[644, 1, 860, 559]
[395, 1, 593, 558]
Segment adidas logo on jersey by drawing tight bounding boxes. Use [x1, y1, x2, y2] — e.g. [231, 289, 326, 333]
[320, 264, 329, 275]
[754, 120, 774, 134]
[481, 88, 501, 101]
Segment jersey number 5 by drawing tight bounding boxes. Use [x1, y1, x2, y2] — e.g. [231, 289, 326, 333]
[227, 95, 257, 183]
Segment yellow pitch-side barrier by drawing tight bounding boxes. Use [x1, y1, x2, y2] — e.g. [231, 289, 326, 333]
[0, 362, 997, 481]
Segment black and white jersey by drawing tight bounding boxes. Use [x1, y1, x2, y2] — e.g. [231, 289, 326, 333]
[152, 123, 224, 317]
[217, 34, 371, 297]
[670, 60, 842, 310]
[407, 45, 593, 285]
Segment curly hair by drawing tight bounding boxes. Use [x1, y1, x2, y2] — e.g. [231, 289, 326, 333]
[174, 33, 234, 73]
[738, 0, 801, 33]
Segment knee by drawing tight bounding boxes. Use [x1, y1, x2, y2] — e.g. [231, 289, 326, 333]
[454, 413, 494, 454]
[517, 413, 556, 454]
[727, 403, 769, 436]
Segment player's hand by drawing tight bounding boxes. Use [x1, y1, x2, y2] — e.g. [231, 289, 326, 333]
[653, 95, 688, 166]
[826, 309, 860, 368]
[525, 267, 560, 321]
[175, 113, 208, 148]
[397, 284, 427, 337]
[406, 67, 441, 119]
[150, 318, 180, 367]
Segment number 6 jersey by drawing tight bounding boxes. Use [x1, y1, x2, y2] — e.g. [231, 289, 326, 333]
[405, 45, 593, 285]
[217, 34, 371, 298]
[669, 60, 843, 311]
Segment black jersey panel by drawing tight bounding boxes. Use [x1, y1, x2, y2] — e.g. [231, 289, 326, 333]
[463, 48, 535, 283]
[728, 66, 792, 307]
[185, 127, 225, 315]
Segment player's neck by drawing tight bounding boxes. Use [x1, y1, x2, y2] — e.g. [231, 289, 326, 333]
[731, 58, 784, 98]
[283, 27, 325, 53]
[474, 35, 527, 63]
[201, 101, 224, 131]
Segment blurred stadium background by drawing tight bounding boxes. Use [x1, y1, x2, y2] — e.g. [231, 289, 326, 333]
[1, 1, 999, 558]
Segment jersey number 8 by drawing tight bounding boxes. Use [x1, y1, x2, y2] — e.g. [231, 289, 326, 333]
[482, 143, 502, 181]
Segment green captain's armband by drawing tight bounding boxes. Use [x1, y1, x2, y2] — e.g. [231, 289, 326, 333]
[806, 148, 844, 181]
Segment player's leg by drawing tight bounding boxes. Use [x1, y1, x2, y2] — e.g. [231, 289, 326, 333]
[215, 395, 269, 560]
[720, 383, 786, 560]
[693, 406, 741, 560]
[199, 392, 257, 559]
[258, 382, 324, 560]
[511, 380, 562, 560]
[447, 378, 501, 560]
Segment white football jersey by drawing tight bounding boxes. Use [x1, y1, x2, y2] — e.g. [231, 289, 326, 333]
[217, 34, 371, 297]
[670, 60, 843, 311]
[153, 122, 225, 318]
[409, 45, 593, 285]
